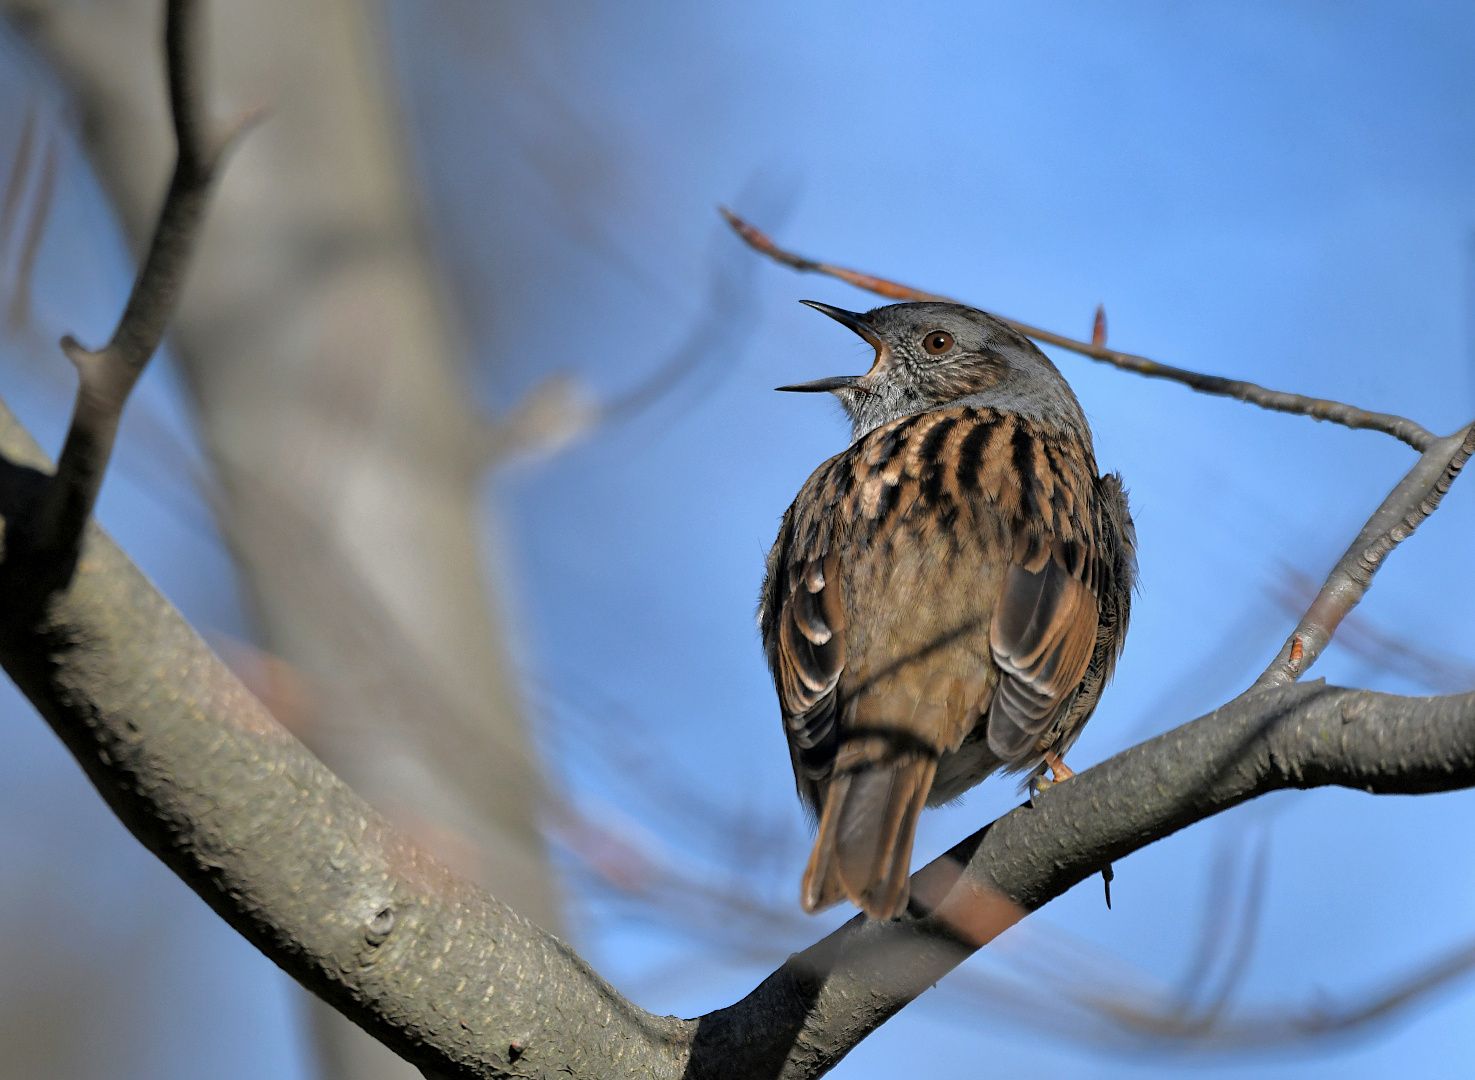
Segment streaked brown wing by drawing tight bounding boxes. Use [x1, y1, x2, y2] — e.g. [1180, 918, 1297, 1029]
[774, 551, 846, 776]
[985, 552, 1099, 760]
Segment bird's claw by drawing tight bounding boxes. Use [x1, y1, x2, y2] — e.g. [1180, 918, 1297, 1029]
[1044, 751, 1075, 783]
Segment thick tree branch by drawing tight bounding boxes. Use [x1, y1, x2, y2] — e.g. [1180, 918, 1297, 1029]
[1, 387, 1471, 1077]
[720, 209, 1437, 451]
[28, 0, 247, 559]
[0, 395, 690, 1080]
[1254, 421, 1475, 689]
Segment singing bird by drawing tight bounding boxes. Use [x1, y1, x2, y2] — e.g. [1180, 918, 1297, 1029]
[760, 301, 1136, 920]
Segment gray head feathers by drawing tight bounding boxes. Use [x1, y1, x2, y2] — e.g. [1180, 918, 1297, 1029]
[784, 301, 1090, 445]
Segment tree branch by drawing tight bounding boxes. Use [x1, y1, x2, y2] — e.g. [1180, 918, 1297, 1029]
[720, 209, 1437, 452]
[1254, 421, 1475, 689]
[693, 684, 1475, 1078]
[0, 395, 692, 1079]
[27, 0, 250, 560]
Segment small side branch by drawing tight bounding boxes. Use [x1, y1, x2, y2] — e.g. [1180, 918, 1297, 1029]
[720, 209, 1436, 451]
[1253, 421, 1475, 690]
[29, 0, 250, 559]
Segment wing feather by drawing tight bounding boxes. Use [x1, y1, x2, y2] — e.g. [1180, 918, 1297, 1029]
[774, 552, 846, 776]
[986, 549, 1099, 762]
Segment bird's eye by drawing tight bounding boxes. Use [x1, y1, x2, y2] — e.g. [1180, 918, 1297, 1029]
[922, 330, 954, 355]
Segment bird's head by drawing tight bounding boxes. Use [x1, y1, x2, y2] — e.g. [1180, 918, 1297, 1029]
[780, 301, 1086, 441]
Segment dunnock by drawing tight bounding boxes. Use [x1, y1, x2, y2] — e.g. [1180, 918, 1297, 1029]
[760, 301, 1136, 919]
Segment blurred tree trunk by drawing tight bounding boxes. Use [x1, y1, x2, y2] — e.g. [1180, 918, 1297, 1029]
[1, 0, 560, 1076]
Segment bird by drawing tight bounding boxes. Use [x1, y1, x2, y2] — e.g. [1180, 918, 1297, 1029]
[759, 300, 1136, 920]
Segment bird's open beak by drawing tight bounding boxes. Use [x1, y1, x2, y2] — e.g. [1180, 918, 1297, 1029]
[799, 300, 883, 348]
[775, 374, 863, 393]
[776, 301, 885, 393]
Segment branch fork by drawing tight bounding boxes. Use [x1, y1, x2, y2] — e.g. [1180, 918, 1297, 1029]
[29, 0, 254, 561]
[1254, 421, 1475, 690]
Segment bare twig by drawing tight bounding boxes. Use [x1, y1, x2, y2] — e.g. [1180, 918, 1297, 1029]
[0, 104, 58, 331]
[720, 208, 1436, 451]
[476, 375, 599, 466]
[1253, 422, 1475, 690]
[1269, 569, 1475, 694]
[472, 216, 764, 469]
[28, 0, 251, 558]
[1182, 834, 1270, 1026]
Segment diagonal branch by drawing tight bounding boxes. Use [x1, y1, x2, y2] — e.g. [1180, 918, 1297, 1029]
[28, 0, 252, 560]
[720, 209, 1436, 452]
[1253, 421, 1475, 690]
[1268, 569, 1475, 695]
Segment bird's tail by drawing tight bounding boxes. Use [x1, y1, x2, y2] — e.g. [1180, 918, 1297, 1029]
[801, 744, 937, 920]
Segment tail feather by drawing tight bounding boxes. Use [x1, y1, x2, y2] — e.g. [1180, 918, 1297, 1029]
[801, 774, 850, 913]
[801, 753, 937, 919]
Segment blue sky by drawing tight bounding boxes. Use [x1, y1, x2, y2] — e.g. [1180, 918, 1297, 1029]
[1, 2, 1474, 1077]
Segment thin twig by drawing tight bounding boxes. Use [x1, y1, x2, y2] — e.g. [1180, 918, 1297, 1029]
[1192, 833, 1270, 1025]
[1253, 422, 1475, 690]
[1269, 569, 1475, 694]
[720, 208, 1436, 452]
[475, 375, 597, 466]
[29, 0, 252, 557]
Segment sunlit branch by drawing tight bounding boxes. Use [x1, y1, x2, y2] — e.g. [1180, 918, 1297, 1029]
[720, 208, 1436, 451]
[1253, 421, 1475, 690]
[1269, 569, 1475, 694]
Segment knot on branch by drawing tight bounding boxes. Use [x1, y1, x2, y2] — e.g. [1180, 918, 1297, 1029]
[363, 904, 395, 947]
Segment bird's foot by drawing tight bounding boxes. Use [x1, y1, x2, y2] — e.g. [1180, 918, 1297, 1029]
[1030, 752, 1076, 799]
[1044, 751, 1075, 783]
